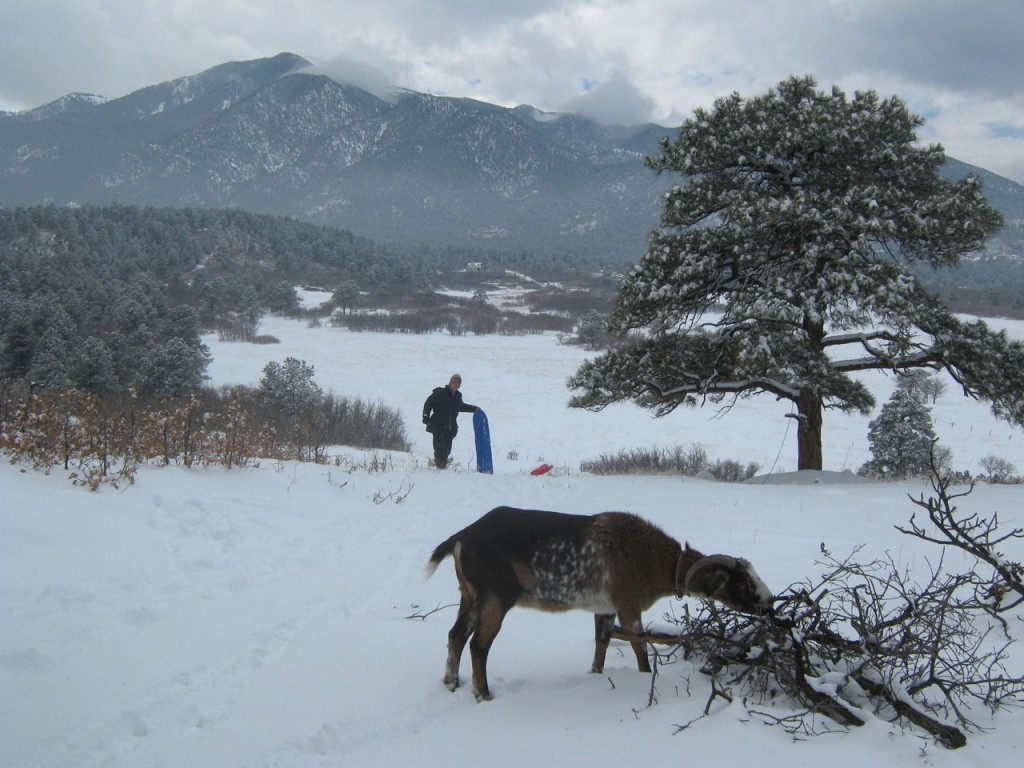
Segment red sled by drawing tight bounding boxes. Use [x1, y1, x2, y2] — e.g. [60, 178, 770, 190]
[530, 463, 554, 476]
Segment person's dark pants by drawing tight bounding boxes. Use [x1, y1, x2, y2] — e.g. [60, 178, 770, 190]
[433, 432, 454, 469]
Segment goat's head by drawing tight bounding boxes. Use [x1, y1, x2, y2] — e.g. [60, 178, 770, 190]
[677, 553, 774, 614]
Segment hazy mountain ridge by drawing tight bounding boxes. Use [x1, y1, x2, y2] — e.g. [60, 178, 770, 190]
[1, 53, 1020, 261]
[0, 92, 107, 123]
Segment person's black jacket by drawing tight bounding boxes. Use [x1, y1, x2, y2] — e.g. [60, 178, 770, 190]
[422, 386, 477, 437]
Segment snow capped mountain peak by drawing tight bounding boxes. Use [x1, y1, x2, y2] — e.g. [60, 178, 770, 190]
[0, 53, 1020, 261]
[2, 92, 107, 122]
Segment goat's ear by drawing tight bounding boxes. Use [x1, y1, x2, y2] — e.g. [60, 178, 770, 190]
[689, 568, 729, 598]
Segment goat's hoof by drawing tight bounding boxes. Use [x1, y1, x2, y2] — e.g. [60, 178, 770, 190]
[590, 665, 604, 674]
[443, 674, 459, 692]
[474, 689, 493, 702]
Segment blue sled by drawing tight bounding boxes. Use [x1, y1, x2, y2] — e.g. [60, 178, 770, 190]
[473, 410, 493, 474]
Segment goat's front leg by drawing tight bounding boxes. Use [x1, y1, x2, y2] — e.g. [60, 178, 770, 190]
[592, 613, 615, 673]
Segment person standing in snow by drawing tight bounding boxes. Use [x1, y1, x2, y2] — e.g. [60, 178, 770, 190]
[422, 373, 479, 469]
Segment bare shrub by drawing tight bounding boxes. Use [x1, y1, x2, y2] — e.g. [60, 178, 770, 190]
[707, 458, 761, 483]
[340, 311, 448, 334]
[0, 386, 267, 485]
[498, 312, 571, 335]
[331, 303, 570, 336]
[580, 446, 685, 475]
[464, 305, 499, 335]
[979, 454, 1020, 484]
[617, 465, 1023, 749]
[0, 381, 410, 486]
[580, 444, 759, 481]
[317, 394, 410, 452]
[523, 287, 615, 316]
[651, 545, 1017, 748]
[328, 451, 400, 474]
[0, 387, 142, 488]
[898, 464, 1024, 614]
[217, 312, 259, 342]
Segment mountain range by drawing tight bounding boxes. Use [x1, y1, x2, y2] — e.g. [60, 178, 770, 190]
[1, 52, 1021, 263]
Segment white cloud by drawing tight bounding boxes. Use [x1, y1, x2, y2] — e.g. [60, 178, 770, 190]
[562, 72, 657, 125]
[305, 54, 402, 101]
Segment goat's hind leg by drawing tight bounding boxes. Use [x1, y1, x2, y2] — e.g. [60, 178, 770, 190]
[622, 613, 652, 673]
[444, 598, 475, 691]
[592, 613, 615, 673]
[468, 594, 508, 701]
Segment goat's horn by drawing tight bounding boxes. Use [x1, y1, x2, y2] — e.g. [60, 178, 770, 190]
[674, 553, 691, 597]
[682, 554, 738, 596]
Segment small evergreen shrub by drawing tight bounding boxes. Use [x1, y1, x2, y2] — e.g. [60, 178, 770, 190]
[860, 375, 944, 480]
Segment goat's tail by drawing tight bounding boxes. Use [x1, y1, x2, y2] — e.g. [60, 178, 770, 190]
[425, 535, 460, 579]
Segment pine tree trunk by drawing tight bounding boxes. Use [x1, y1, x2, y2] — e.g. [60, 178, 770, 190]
[797, 390, 824, 471]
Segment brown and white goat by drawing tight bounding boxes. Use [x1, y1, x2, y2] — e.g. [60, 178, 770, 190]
[426, 506, 774, 700]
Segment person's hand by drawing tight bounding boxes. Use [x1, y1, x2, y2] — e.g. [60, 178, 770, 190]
[422, 416, 430, 425]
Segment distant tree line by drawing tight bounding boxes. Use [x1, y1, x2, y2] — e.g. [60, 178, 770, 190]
[0, 203, 634, 400]
[913, 256, 1024, 317]
[0, 204, 389, 397]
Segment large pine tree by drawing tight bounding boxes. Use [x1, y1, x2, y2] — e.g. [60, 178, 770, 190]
[569, 76, 1024, 470]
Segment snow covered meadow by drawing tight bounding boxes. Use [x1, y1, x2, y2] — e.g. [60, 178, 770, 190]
[2, 298, 1023, 768]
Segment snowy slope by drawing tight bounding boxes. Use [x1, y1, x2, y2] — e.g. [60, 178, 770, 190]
[2, 312, 1023, 768]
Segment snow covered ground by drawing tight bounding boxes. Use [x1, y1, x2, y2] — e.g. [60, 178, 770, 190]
[2, 309, 1023, 767]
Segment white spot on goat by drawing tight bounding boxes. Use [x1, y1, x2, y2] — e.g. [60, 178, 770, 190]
[526, 539, 613, 612]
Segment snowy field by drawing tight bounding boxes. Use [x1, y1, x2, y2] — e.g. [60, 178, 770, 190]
[209, 292, 1024, 478]
[2, 304, 1023, 767]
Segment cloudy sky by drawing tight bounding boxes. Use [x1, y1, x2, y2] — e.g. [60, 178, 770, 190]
[2, 0, 1022, 183]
